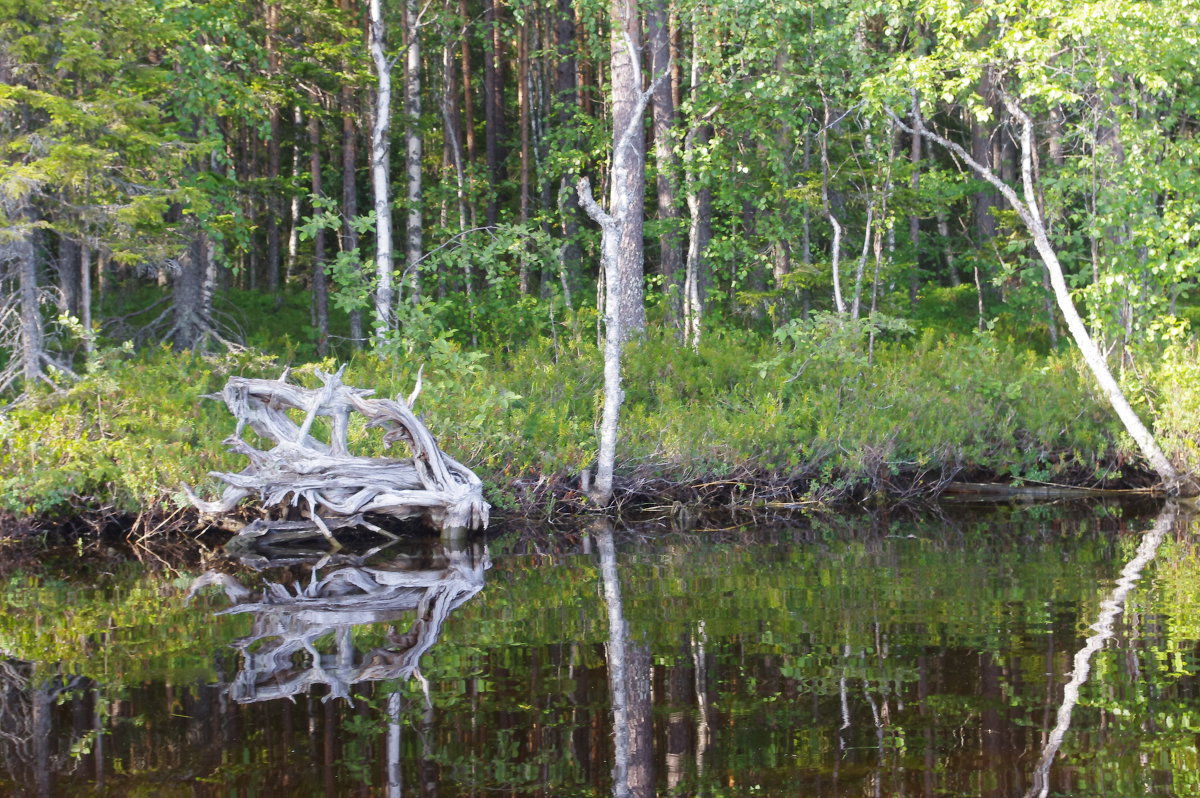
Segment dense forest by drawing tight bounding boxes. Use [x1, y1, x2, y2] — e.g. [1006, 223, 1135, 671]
[3, 0, 1200, 520]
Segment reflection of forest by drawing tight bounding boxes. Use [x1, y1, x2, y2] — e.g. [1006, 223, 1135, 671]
[4, 509, 1200, 795]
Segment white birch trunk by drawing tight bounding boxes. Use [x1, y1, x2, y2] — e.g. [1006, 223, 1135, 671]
[894, 98, 1187, 492]
[403, 0, 423, 304]
[369, 0, 396, 339]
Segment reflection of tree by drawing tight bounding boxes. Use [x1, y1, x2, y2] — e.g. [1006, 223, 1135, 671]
[594, 522, 654, 798]
[193, 543, 489, 703]
[1024, 503, 1177, 798]
[0, 657, 93, 798]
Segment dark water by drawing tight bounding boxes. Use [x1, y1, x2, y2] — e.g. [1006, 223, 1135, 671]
[3, 503, 1200, 796]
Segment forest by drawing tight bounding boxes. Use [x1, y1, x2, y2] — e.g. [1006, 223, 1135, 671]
[3, 0, 1200, 523]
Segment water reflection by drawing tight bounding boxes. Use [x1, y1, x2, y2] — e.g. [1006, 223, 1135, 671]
[6, 505, 1200, 795]
[1025, 502, 1176, 798]
[0, 659, 94, 798]
[193, 540, 490, 703]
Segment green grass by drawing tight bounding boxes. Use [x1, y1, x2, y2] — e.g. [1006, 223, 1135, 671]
[8, 298, 1191, 521]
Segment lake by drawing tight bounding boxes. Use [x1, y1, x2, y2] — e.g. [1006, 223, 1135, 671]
[1, 501, 1197, 796]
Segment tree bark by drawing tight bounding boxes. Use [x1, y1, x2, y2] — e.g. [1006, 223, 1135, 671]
[79, 241, 92, 355]
[340, 0, 363, 348]
[517, 20, 533, 293]
[309, 105, 330, 357]
[286, 105, 303, 285]
[403, 0, 423, 305]
[13, 201, 44, 384]
[368, 0, 396, 339]
[56, 236, 80, 319]
[265, 2, 282, 295]
[482, 0, 503, 226]
[648, 0, 682, 322]
[895, 99, 1189, 492]
[608, 0, 646, 337]
[682, 27, 711, 350]
[821, 97, 845, 313]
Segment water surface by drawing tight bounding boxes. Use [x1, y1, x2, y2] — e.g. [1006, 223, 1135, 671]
[2, 504, 1198, 796]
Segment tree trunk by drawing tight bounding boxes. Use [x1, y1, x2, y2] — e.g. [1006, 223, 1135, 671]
[80, 242, 93, 355]
[286, 105, 303, 285]
[896, 100, 1189, 492]
[310, 105, 330, 357]
[266, 2, 282, 295]
[608, 0, 646, 337]
[821, 98, 845, 313]
[517, 20, 533, 293]
[458, 0, 477, 169]
[403, 0, 423, 305]
[908, 128, 921, 307]
[554, 0, 583, 288]
[12, 201, 44, 384]
[368, 0, 395, 339]
[682, 25, 711, 350]
[482, 0, 502, 226]
[56, 236, 80, 319]
[341, 101, 363, 347]
[648, 0, 682, 322]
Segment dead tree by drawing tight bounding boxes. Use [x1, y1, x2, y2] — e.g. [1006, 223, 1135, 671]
[184, 365, 490, 541]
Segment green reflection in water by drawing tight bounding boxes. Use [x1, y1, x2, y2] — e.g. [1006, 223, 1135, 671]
[1, 506, 1199, 796]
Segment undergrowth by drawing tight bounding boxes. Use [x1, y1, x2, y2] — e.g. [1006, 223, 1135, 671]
[3, 310, 1189, 523]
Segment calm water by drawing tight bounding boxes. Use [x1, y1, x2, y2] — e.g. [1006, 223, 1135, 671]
[2, 503, 1199, 796]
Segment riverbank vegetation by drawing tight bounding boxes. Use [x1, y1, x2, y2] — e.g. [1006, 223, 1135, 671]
[3, 0, 1200, 529]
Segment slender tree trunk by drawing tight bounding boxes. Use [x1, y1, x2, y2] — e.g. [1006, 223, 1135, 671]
[575, 0, 656, 504]
[310, 105, 330, 357]
[341, 98, 363, 347]
[555, 0, 583, 289]
[482, 0, 502, 225]
[11, 201, 44, 384]
[682, 25, 711, 350]
[403, 0, 423, 305]
[896, 100, 1188, 492]
[517, 20, 533, 293]
[286, 105, 303, 285]
[369, 0, 395, 339]
[851, 204, 873, 321]
[79, 242, 92, 355]
[266, 2, 282, 295]
[648, 0, 682, 322]
[908, 128, 921, 307]
[458, 0, 477, 170]
[821, 97, 845, 313]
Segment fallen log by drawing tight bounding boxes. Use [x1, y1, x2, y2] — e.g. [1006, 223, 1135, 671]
[184, 365, 489, 542]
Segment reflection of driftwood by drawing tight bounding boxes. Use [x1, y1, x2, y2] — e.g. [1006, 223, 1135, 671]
[191, 546, 488, 703]
[184, 366, 489, 540]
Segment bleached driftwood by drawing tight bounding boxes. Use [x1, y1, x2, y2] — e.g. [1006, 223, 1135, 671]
[185, 365, 489, 540]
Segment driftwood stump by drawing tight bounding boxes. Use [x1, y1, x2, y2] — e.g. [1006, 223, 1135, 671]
[185, 366, 489, 542]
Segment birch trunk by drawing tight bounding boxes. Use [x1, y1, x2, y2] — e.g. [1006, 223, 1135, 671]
[403, 0, 423, 305]
[895, 99, 1189, 493]
[821, 98, 845, 314]
[682, 25, 711, 350]
[369, 0, 396, 339]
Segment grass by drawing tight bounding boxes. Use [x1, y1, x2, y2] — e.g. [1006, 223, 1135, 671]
[7, 292, 1193, 526]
